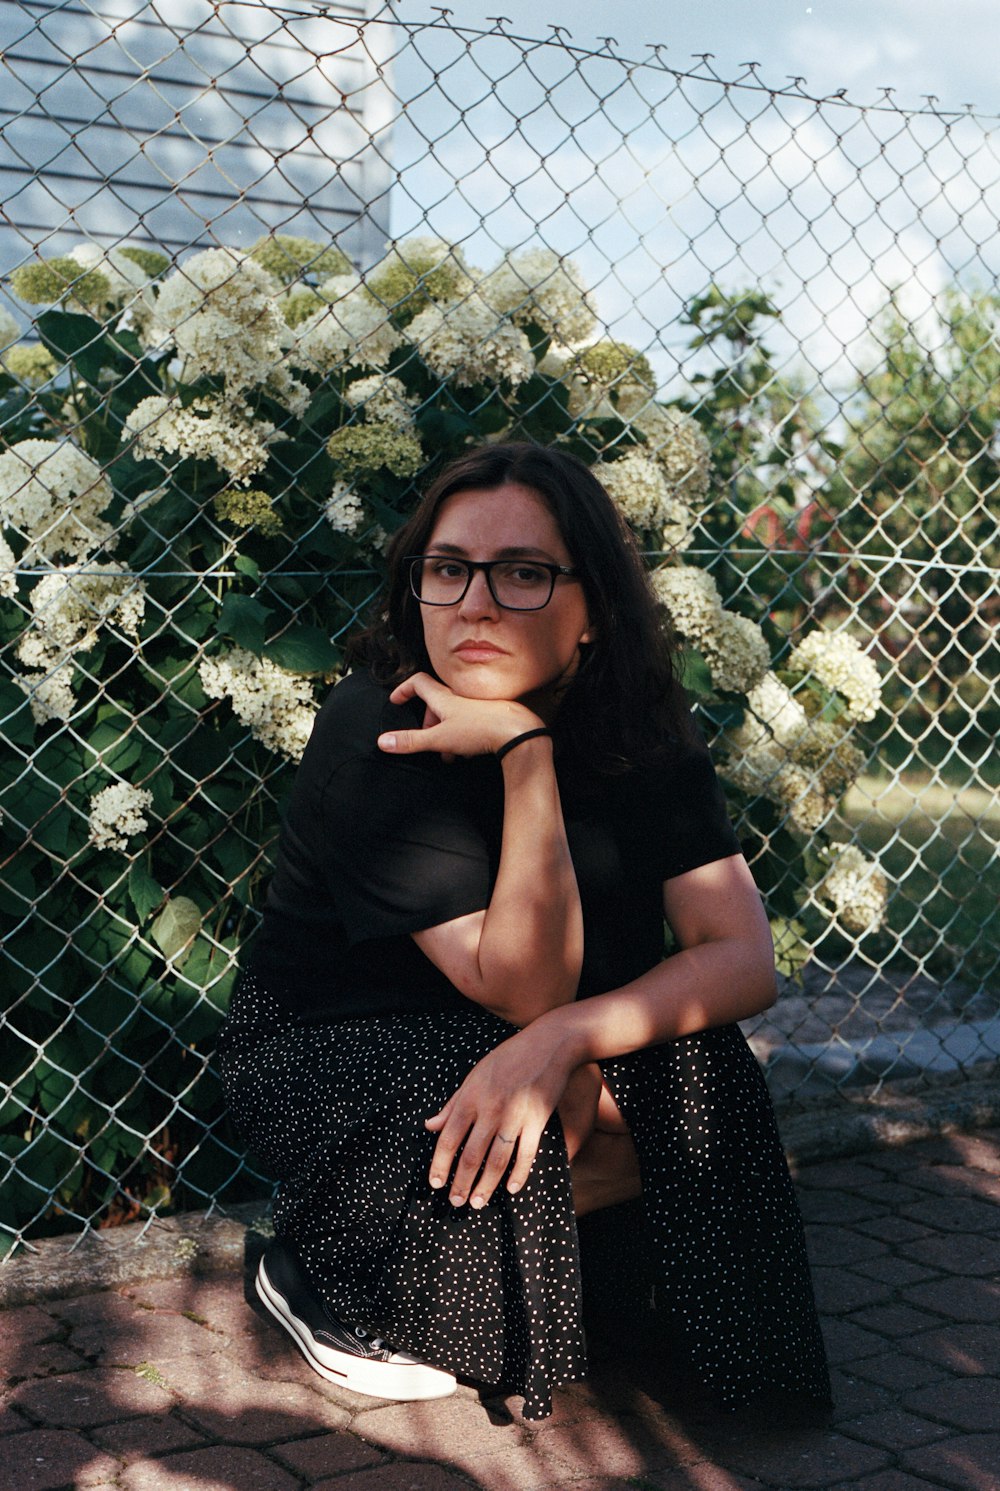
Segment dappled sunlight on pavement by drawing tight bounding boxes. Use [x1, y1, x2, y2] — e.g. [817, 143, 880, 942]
[2, 1128, 998, 1490]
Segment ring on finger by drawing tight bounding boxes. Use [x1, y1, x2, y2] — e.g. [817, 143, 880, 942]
[496, 1133, 514, 1145]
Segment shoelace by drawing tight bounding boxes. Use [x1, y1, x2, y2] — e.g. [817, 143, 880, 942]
[354, 1325, 386, 1350]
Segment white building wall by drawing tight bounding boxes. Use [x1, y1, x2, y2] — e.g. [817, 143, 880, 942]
[0, 0, 394, 278]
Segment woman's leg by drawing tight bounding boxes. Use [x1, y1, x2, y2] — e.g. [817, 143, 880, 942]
[570, 1080, 642, 1217]
[571, 1130, 643, 1216]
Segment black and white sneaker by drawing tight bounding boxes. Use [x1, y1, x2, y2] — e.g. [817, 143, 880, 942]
[255, 1240, 457, 1401]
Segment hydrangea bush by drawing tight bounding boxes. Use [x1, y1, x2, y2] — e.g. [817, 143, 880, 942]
[0, 235, 884, 1243]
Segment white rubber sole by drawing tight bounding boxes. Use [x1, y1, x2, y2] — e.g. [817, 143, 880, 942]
[255, 1255, 457, 1401]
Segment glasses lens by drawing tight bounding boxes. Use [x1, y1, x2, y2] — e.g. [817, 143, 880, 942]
[489, 561, 554, 609]
[413, 557, 470, 604]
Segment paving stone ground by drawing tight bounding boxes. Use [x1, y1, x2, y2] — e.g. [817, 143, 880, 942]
[2, 1128, 998, 1491]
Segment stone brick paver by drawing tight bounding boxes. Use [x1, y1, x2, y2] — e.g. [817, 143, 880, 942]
[1, 1127, 998, 1490]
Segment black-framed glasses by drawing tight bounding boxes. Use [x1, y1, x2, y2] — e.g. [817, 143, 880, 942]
[407, 554, 579, 611]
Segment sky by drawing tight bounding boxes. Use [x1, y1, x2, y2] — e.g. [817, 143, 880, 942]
[375, 0, 1000, 397]
[388, 0, 1000, 115]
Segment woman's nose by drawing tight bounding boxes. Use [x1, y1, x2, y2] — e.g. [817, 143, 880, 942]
[458, 567, 500, 618]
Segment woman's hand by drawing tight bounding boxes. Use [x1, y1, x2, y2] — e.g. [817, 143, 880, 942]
[378, 672, 541, 759]
[424, 1019, 576, 1207]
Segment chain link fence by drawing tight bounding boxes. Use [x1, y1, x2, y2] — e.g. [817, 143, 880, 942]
[1, 1, 997, 1253]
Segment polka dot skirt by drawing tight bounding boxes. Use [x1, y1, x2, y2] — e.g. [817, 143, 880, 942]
[219, 972, 830, 1420]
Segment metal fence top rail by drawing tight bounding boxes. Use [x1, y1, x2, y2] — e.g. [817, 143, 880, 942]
[250, 0, 1000, 121]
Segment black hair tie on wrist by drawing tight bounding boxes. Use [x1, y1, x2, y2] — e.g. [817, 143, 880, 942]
[495, 727, 552, 762]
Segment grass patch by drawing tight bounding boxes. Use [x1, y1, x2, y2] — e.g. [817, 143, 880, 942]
[840, 775, 999, 989]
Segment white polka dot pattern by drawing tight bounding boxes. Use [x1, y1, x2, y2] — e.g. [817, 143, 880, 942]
[219, 972, 830, 1419]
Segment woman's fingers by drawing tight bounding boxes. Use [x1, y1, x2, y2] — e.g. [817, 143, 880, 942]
[427, 1104, 470, 1190]
[388, 671, 448, 709]
[428, 1102, 548, 1207]
[467, 1133, 520, 1208]
[384, 672, 542, 760]
[377, 725, 442, 754]
[447, 1123, 497, 1206]
[505, 1129, 541, 1195]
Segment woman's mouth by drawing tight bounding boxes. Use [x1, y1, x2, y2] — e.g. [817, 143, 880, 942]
[454, 639, 506, 661]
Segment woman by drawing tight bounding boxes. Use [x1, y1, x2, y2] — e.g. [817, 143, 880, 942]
[219, 442, 830, 1420]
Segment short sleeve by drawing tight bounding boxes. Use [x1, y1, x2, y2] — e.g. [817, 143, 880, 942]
[652, 744, 742, 883]
[321, 751, 494, 947]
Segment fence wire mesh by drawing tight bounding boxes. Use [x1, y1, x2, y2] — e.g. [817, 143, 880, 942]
[1, 1, 997, 1252]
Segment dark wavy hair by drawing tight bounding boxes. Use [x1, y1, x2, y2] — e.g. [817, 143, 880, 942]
[346, 442, 695, 770]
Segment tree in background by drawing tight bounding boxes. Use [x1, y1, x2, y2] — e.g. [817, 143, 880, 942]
[826, 288, 999, 771]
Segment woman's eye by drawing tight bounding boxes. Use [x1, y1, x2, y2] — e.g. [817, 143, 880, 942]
[507, 565, 547, 585]
[430, 560, 466, 580]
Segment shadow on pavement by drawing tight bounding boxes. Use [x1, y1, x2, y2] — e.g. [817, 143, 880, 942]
[3, 1127, 999, 1490]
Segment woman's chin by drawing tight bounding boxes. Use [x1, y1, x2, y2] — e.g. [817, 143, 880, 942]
[436, 661, 517, 700]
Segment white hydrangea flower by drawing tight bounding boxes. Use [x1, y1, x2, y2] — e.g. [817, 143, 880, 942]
[68, 243, 150, 313]
[324, 482, 365, 536]
[651, 563, 723, 638]
[724, 746, 830, 836]
[725, 673, 863, 833]
[794, 719, 865, 797]
[742, 672, 811, 753]
[0, 439, 115, 562]
[319, 272, 365, 301]
[343, 375, 417, 427]
[88, 781, 153, 852]
[597, 451, 672, 529]
[123, 395, 277, 485]
[565, 375, 618, 422]
[366, 238, 476, 316]
[290, 284, 402, 374]
[726, 675, 826, 832]
[17, 565, 146, 673]
[408, 298, 535, 388]
[16, 664, 77, 725]
[620, 400, 713, 510]
[0, 530, 17, 599]
[652, 563, 769, 693]
[818, 843, 888, 933]
[481, 248, 596, 345]
[702, 611, 771, 693]
[144, 247, 306, 410]
[787, 630, 882, 723]
[0, 305, 20, 351]
[199, 647, 319, 761]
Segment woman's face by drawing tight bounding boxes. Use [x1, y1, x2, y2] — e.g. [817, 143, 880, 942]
[418, 482, 594, 719]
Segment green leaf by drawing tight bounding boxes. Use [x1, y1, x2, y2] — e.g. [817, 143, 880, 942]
[128, 863, 165, 921]
[0, 679, 37, 748]
[36, 308, 109, 385]
[679, 648, 714, 697]
[234, 554, 260, 582]
[8, 782, 74, 855]
[86, 712, 145, 774]
[217, 592, 270, 654]
[263, 625, 339, 674]
[151, 897, 202, 966]
[770, 916, 811, 978]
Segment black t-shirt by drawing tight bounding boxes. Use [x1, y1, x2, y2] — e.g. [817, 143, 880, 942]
[247, 668, 742, 1020]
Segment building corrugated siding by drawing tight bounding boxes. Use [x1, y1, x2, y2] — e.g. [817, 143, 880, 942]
[0, 0, 393, 274]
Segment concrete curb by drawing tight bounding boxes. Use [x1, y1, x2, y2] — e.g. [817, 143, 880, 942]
[2, 1068, 998, 1311]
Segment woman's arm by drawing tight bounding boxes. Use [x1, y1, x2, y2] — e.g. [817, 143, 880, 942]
[379, 672, 585, 1027]
[425, 851, 777, 1207]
